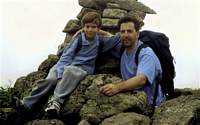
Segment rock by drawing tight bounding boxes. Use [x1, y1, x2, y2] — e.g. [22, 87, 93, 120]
[56, 33, 74, 56]
[14, 71, 47, 98]
[63, 19, 81, 34]
[79, 0, 156, 14]
[0, 108, 23, 125]
[77, 8, 102, 20]
[106, 3, 121, 9]
[102, 18, 119, 28]
[152, 95, 200, 125]
[63, 33, 73, 44]
[79, 74, 152, 124]
[38, 54, 59, 73]
[25, 119, 65, 125]
[103, 9, 127, 19]
[78, 120, 91, 125]
[100, 112, 151, 125]
[62, 74, 121, 116]
[61, 75, 95, 116]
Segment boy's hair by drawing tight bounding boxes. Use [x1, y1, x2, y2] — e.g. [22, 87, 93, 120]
[117, 16, 141, 32]
[81, 12, 102, 28]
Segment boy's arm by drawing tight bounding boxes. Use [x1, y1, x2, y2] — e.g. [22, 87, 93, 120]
[56, 36, 79, 78]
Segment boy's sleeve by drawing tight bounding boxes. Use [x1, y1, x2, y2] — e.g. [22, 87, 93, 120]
[56, 36, 79, 78]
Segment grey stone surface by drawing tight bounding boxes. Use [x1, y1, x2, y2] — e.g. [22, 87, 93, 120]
[102, 18, 119, 28]
[152, 95, 200, 125]
[103, 9, 127, 19]
[106, 3, 121, 9]
[79, 74, 151, 124]
[62, 19, 81, 33]
[78, 120, 91, 125]
[25, 119, 65, 125]
[38, 54, 59, 73]
[14, 71, 47, 98]
[77, 8, 102, 20]
[100, 112, 150, 125]
[79, 0, 156, 14]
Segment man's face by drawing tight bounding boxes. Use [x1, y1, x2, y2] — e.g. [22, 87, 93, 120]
[120, 22, 139, 48]
[83, 23, 99, 40]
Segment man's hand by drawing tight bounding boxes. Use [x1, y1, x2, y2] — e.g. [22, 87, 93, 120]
[99, 84, 119, 96]
[72, 28, 83, 39]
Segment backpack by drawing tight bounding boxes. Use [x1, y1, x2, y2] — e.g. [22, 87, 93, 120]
[137, 30, 175, 99]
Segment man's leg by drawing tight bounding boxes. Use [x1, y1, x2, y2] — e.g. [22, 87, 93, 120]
[45, 66, 87, 114]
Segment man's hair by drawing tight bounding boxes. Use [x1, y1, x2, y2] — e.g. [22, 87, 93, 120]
[81, 12, 102, 28]
[117, 16, 141, 31]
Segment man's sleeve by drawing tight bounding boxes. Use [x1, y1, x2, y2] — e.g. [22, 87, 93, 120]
[136, 48, 161, 85]
[56, 37, 79, 78]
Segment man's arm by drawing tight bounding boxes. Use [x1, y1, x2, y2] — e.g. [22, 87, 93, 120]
[72, 29, 112, 39]
[100, 74, 147, 96]
[98, 29, 113, 36]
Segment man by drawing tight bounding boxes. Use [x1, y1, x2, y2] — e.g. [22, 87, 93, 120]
[100, 16, 165, 106]
[15, 12, 117, 116]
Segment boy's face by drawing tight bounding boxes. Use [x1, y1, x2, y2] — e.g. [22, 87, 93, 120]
[83, 23, 99, 40]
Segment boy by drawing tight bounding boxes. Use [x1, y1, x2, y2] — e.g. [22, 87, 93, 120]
[15, 12, 117, 116]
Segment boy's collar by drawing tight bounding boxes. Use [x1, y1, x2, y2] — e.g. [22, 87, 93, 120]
[81, 32, 98, 45]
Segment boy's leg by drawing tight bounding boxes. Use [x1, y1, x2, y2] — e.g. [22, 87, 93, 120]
[45, 66, 87, 114]
[22, 78, 57, 110]
[22, 65, 58, 110]
[46, 65, 57, 79]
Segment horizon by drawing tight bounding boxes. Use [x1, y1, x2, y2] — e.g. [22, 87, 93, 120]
[1, 0, 200, 88]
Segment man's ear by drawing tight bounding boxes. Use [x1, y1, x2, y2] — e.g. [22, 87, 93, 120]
[136, 32, 140, 39]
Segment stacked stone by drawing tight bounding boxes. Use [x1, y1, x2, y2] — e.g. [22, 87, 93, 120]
[58, 0, 156, 54]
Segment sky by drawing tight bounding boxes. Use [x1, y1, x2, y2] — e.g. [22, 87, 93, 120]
[0, 0, 200, 88]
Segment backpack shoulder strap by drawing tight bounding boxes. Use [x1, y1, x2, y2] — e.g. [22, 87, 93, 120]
[98, 40, 104, 54]
[120, 45, 125, 57]
[135, 44, 148, 66]
[75, 34, 82, 54]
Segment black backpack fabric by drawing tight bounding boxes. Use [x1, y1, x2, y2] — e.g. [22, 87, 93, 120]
[137, 30, 175, 99]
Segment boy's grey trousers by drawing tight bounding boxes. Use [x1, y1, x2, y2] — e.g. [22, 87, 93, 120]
[22, 65, 87, 109]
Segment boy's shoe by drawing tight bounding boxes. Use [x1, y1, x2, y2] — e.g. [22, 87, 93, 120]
[13, 97, 29, 114]
[45, 101, 61, 116]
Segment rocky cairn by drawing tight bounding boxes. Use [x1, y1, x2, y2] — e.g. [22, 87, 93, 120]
[1, 0, 200, 125]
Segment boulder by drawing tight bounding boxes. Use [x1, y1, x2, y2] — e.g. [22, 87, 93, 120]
[100, 112, 151, 125]
[77, 8, 102, 20]
[38, 54, 59, 73]
[14, 71, 47, 98]
[102, 18, 119, 28]
[63, 19, 81, 34]
[78, 75, 152, 124]
[103, 9, 127, 19]
[25, 119, 65, 125]
[152, 95, 200, 125]
[79, 0, 156, 14]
